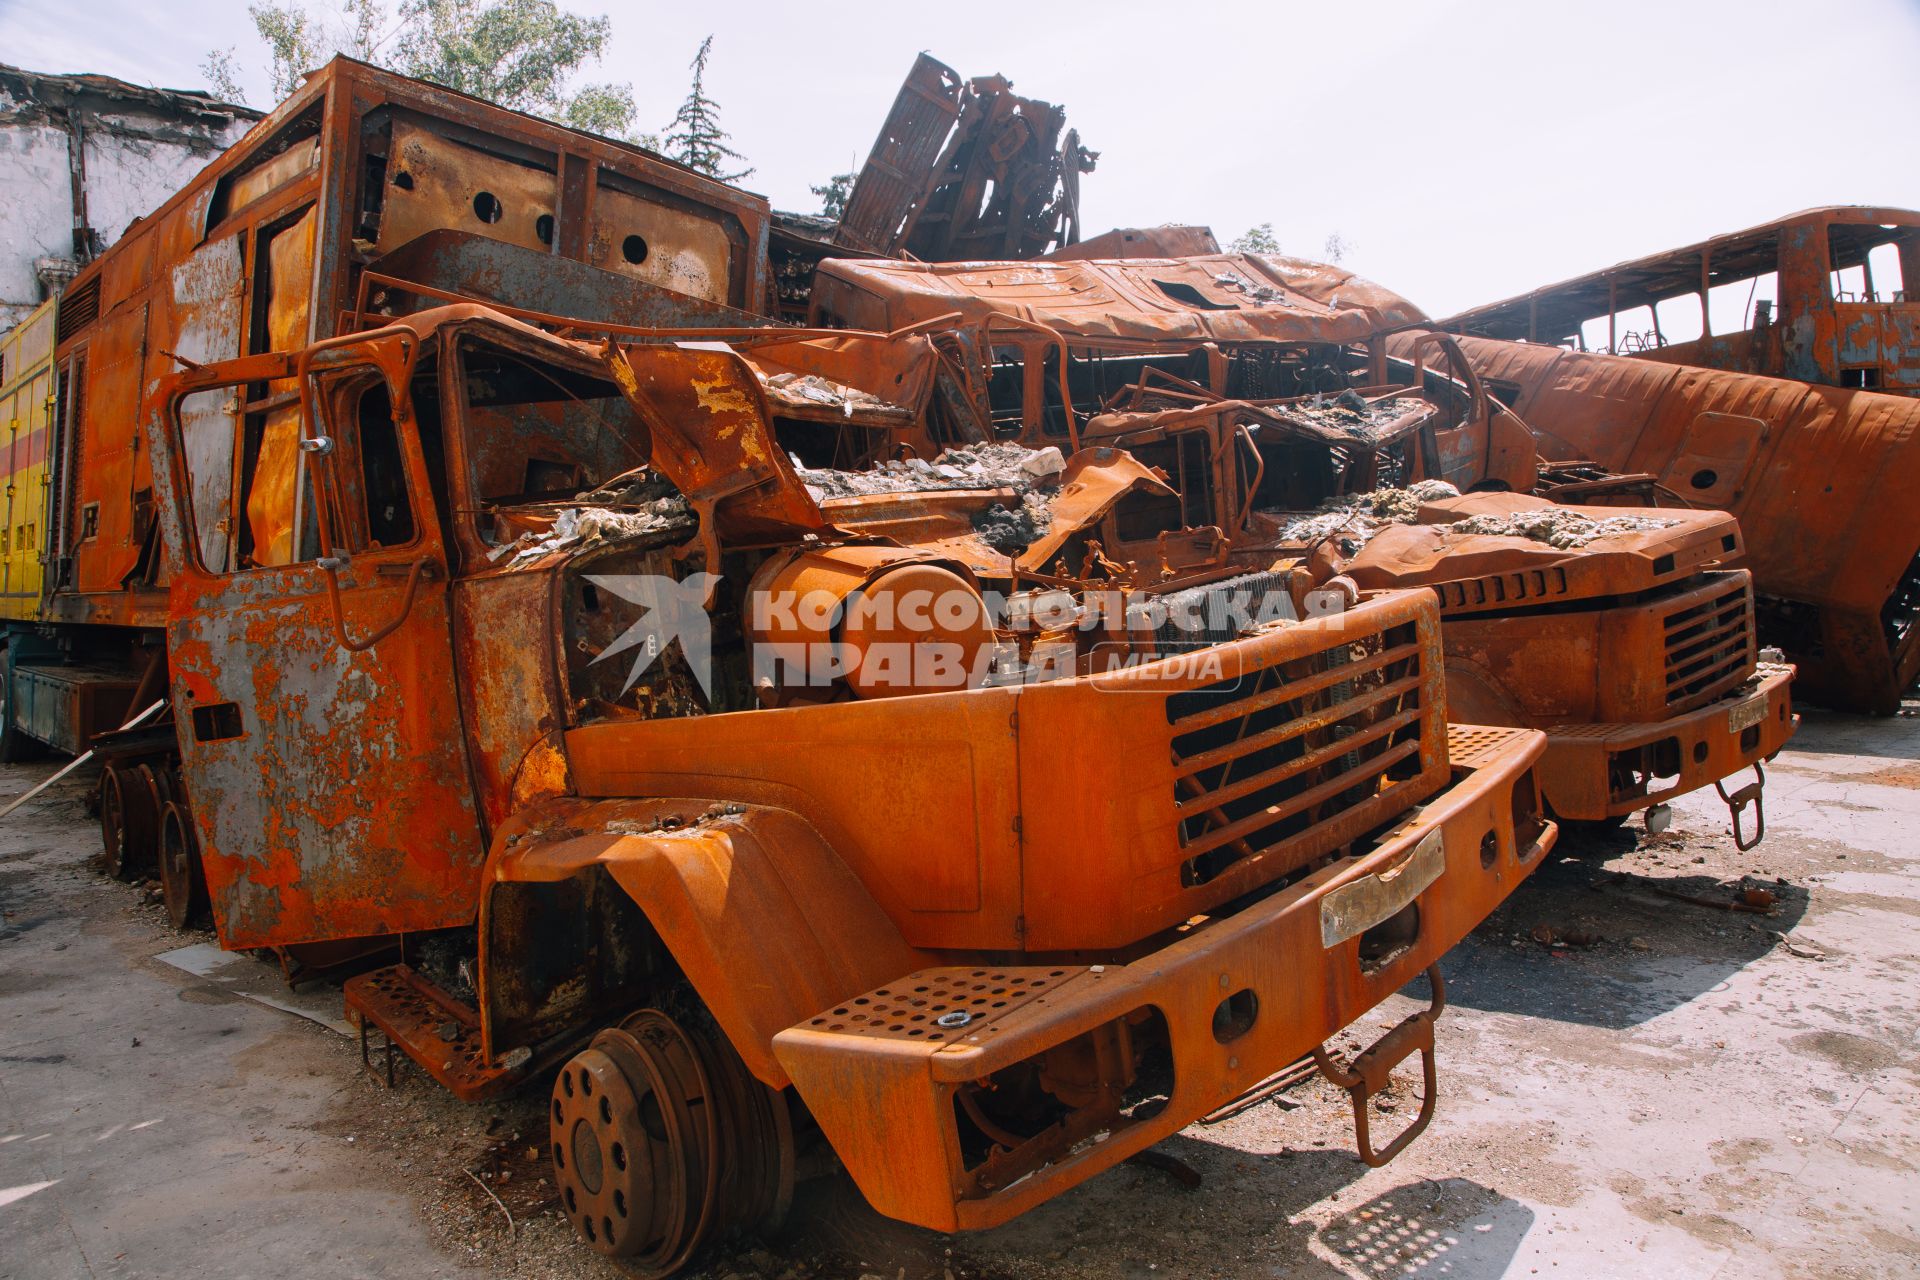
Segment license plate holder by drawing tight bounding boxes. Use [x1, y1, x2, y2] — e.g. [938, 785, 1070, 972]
[1728, 692, 1767, 733]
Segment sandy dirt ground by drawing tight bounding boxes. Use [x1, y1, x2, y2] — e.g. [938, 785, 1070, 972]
[2, 704, 1915, 1280]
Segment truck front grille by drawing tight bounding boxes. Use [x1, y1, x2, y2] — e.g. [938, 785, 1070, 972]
[1165, 620, 1426, 886]
[1138, 569, 1294, 652]
[1663, 576, 1753, 710]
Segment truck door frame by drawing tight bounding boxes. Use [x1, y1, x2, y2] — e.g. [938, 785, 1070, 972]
[150, 330, 486, 949]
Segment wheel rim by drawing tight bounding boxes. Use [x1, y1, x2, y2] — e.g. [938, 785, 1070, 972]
[99, 767, 129, 879]
[549, 1010, 791, 1274]
[158, 801, 202, 930]
[127, 764, 169, 877]
[550, 1037, 686, 1263]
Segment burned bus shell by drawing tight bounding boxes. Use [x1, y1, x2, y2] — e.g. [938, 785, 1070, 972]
[1438, 206, 1920, 396]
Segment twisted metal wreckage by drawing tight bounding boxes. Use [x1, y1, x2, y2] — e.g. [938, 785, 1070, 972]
[10, 46, 1908, 1273]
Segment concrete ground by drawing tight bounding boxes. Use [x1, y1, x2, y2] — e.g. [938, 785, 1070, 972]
[1, 704, 1915, 1280]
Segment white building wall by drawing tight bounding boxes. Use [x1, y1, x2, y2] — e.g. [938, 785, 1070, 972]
[0, 69, 257, 332]
[0, 115, 74, 332]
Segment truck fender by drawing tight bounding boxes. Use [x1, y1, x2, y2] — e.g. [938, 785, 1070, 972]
[1439, 655, 1529, 726]
[480, 796, 931, 1087]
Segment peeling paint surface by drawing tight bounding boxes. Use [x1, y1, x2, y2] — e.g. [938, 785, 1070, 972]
[168, 561, 483, 949]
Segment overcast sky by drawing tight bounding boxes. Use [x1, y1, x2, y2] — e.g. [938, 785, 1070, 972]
[4, 0, 1917, 316]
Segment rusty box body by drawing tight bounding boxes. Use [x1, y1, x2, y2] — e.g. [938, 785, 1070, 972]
[22, 54, 768, 643]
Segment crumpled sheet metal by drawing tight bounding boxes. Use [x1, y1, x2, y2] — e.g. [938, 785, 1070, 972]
[813, 446, 1176, 577]
[741, 331, 943, 425]
[607, 341, 832, 550]
[810, 252, 1426, 349]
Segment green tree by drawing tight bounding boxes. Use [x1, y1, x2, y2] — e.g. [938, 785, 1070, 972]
[395, 0, 634, 138]
[661, 36, 751, 182]
[199, 47, 248, 104]
[811, 172, 855, 220]
[1229, 223, 1281, 255]
[1321, 232, 1353, 264]
[204, 0, 641, 140]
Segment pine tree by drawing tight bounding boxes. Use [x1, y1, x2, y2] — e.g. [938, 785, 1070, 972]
[811, 172, 855, 220]
[662, 36, 752, 182]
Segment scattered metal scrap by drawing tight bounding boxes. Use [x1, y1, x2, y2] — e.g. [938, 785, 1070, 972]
[834, 53, 1096, 262]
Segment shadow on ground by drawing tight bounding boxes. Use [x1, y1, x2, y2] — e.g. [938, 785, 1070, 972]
[1431, 822, 1809, 1030]
[739, 1125, 1534, 1280]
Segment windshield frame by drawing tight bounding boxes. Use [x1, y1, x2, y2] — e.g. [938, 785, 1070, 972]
[439, 319, 658, 568]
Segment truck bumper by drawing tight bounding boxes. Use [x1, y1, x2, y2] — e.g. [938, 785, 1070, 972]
[772, 724, 1555, 1233]
[1536, 662, 1796, 821]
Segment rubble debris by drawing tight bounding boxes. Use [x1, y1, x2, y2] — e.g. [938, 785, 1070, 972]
[1270, 479, 1678, 552]
[797, 441, 1062, 501]
[1270, 480, 1461, 547]
[760, 371, 912, 421]
[491, 495, 695, 568]
[1449, 507, 1679, 550]
[973, 493, 1055, 555]
[1529, 924, 1602, 949]
[1254, 392, 1430, 443]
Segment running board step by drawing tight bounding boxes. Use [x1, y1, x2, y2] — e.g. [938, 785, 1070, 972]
[343, 964, 527, 1101]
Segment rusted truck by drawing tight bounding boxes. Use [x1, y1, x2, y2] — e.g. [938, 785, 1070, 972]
[1424, 333, 1920, 715]
[4, 53, 1560, 1271]
[1418, 210, 1920, 712]
[144, 303, 1555, 1265]
[811, 253, 1795, 835]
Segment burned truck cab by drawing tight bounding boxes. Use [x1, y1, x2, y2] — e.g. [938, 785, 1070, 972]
[147, 304, 1556, 1267]
[813, 250, 1797, 841]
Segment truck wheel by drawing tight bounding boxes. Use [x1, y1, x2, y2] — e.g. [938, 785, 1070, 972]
[101, 763, 168, 880]
[158, 800, 207, 929]
[550, 1010, 792, 1272]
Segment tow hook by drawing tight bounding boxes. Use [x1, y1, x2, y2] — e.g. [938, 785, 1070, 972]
[1715, 761, 1767, 852]
[1311, 964, 1445, 1167]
